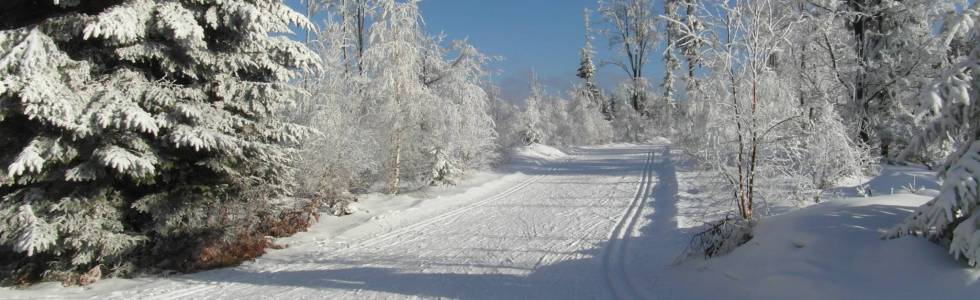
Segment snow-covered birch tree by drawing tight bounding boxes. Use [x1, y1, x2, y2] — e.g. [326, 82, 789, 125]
[295, 0, 498, 194]
[421, 39, 498, 185]
[360, 0, 431, 194]
[676, 0, 803, 220]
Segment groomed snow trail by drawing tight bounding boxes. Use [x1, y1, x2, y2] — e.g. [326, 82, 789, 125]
[603, 150, 654, 300]
[8, 144, 676, 300]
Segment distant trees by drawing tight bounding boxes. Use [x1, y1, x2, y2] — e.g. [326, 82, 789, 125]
[496, 69, 613, 148]
[598, 0, 659, 117]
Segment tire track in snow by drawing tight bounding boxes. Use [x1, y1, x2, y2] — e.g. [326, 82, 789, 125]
[603, 149, 655, 300]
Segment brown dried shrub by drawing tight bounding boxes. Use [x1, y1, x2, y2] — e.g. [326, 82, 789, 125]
[190, 234, 273, 271]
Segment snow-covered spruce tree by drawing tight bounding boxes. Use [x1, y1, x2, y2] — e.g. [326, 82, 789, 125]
[566, 9, 614, 146]
[0, 0, 317, 282]
[660, 0, 681, 135]
[668, 0, 706, 142]
[578, 9, 611, 121]
[886, 2, 980, 267]
[679, 0, 704, 93]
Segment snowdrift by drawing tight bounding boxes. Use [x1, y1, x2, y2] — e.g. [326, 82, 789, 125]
[666, 194, 980, 300]
[510, 143, 567, 161]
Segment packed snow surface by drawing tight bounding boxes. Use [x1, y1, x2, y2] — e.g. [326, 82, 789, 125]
[2, 144, 662, 299]
[3, 144, 979, 299]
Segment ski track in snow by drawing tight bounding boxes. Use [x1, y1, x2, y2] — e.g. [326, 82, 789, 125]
[10, 144, 679, 300]
[602, 150, 653, 300]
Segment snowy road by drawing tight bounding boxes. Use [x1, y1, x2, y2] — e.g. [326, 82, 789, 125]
[6, 144, 681, 300]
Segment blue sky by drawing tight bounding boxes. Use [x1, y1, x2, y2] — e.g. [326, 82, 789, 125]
[284, 0, 667, 101]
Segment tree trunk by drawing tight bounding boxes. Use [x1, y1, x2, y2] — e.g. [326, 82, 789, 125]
[387, 130, 402, 195]
[746, 79, 759, 221]
[848, 0, 882, 149]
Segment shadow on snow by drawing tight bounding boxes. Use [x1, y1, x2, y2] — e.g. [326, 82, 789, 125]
[164, 146, 942, 299]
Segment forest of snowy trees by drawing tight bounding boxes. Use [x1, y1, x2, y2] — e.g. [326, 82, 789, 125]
[1, 0, 979, 287]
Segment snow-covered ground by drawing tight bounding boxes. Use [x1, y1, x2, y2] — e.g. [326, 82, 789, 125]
[657, 195, 980, 300]
[653, 160, 980, 300]
[0, 143, 660, 299]
[3, 143, 979, 299]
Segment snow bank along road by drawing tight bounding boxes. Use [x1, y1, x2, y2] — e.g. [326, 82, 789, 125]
[8, 144, 679, 299]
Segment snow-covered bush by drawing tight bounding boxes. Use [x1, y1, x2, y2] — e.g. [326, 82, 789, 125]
[566, 84, 615, 146]
[491, 99, 525, 149]
[886, 2, 980, 267]
[429, 148, 462, 186]
[681, 216, 754, 260]
[610, 84, 650, 142]
[0, 0, 316, 283]
[792, 103, 875, 200]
